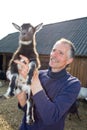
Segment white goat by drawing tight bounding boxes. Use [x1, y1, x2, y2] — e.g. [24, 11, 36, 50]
[77, 87, 87, 101]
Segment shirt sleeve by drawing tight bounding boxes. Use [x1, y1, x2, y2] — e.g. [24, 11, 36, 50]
[32, 81, 81, 125]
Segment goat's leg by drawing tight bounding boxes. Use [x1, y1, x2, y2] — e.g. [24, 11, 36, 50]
[26, 61, 36, 124]
[68, 113, 72, 120]
[29, 95, 34, 124]
[76, 111, 81, 121]
[27, 61, 36, 85]
[3, 75, 16, 98]
[26, 100, 31, 124]
[26, 91, 34, 124]
[9, 75, 17, 96]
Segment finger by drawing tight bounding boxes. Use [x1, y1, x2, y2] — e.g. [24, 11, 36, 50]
[33, 69, 39, 78]
[14, 60, 29, 72]
[18, 69, 28, 78]
[19, 55, 29, 64]
[14, 60, 25, 67]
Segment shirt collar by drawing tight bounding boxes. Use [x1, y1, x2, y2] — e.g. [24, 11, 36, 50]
[47, 67, 67, 79]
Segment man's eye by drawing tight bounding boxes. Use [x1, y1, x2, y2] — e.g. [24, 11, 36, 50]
[59, 52, 63, 54]
[58, 51, 64, 55]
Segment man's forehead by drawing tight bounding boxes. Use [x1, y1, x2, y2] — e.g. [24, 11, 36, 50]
[54, 42, 70, 48]
[52, 42, 70, 54]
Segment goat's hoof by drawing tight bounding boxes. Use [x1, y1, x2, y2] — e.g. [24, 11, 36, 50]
[29, 119, 34, 125]
[0, 95, 8, 100]
[27, 119, 34, 125]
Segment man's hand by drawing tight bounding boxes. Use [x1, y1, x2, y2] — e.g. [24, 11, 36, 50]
[16, 91, 27, 107]
[30, 70, 43, 95]
[14, 55, 43, 96]
[14, 55, 29, 79]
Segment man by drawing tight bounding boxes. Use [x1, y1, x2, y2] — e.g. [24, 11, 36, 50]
[14, 38, 81, 130]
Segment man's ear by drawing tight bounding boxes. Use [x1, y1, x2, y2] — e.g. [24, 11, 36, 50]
[67, 58, 74, 65]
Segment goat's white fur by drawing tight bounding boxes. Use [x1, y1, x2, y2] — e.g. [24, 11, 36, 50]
[77, 87, 87, 100]
[19, 40, 32, 45]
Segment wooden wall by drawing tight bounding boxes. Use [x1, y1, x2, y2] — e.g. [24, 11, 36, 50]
[39, 54, 49, 69]
[0, 53, 12, 72]
[68, 57, 87, 87]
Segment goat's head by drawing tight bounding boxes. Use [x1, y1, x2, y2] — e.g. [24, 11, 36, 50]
[12, 22, 43, 44]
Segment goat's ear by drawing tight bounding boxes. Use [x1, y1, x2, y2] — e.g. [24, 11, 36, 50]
[35, 23, 43, 33]
[12, 23, 22, 31]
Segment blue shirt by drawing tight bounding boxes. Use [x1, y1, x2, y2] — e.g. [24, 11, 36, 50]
[19, 68, 81, 130]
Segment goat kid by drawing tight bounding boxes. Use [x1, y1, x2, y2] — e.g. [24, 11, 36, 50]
[68, 100, 81, 121]
[3, 22, 43, 124]
[68, 87, 87, 121]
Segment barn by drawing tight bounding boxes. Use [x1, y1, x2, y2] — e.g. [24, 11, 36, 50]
[0, 17, 87, 87]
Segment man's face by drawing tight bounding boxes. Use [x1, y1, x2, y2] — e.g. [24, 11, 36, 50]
[49, 42, 73, 72]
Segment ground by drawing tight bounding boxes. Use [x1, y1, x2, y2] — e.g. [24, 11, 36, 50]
[0, 83, 87, 130]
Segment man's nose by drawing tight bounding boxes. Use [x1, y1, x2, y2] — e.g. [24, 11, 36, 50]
[51, 51, 57, 57]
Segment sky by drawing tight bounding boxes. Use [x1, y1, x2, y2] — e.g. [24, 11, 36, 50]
[0, 0, 87, 39]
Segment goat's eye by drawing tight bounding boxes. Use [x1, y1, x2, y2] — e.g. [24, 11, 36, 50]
[52, 49, 56, 52]
[22, 32, 26, 35]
